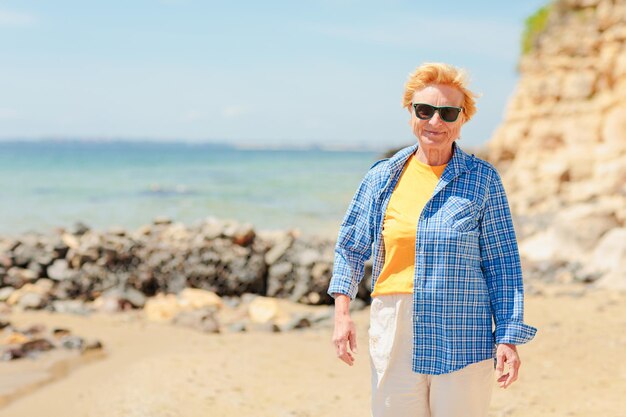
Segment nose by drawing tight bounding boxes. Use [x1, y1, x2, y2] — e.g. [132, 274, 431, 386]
[428, 111, 444, 125]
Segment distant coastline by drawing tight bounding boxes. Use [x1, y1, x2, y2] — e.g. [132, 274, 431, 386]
[0, 138, 391, 153]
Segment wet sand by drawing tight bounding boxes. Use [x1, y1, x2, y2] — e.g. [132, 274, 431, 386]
[0, 287, 624, 417]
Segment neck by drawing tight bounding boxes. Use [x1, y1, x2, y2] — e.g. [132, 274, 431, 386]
[414, 145, 454, 166]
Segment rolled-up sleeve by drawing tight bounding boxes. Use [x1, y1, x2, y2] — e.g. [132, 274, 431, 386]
[479, 170, 537, 345]
[327, 170, 376, 300]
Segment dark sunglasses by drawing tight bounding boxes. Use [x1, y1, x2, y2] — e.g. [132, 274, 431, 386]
[412, 103, 463, 123]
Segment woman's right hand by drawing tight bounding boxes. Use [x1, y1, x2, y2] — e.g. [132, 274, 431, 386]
[331, 294, 358, 366]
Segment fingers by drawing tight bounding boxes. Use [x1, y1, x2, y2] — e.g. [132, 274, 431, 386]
[339, 351, 354, 366]
[495, 351, 521, 389]
[332, 338, 355, 366]
[504, 357, 520, 388]
[495, 351, 505, 379]
[349, 331, 358, 354]
[332, 317, 357, 366]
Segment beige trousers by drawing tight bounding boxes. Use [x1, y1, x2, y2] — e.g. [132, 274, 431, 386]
[369, 294, 494, 417]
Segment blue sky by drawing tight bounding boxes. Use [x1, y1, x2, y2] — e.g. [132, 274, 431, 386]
[0, 0, 547, 149]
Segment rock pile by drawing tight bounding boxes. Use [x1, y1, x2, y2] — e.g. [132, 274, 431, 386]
[488, 0, 626, 289]
[141, 291, 343, 334]
[0, 320, 102, 361]
[0, 217, 373, 317]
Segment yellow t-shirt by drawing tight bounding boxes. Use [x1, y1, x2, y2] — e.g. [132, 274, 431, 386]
[371, 154, 447, 296]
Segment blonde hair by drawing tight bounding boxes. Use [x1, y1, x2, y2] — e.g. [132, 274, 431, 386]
[402, 62, 479, 122]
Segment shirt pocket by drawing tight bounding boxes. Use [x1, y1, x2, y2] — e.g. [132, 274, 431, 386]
[440, 196, 480, 234]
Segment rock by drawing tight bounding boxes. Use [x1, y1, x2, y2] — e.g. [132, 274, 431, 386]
[267, 262, 293, 297]
[103, 287, 147, 309]
[108, 226, 127, 237]
[485, 0, 626, 290]
[21, 338, 55, 354]
[0, 302, 11, 314]
[23, 324, 46, 336]
[153, 216, 173, 225]
[278, 313, 311, 331]
[296, 249, 320, 267]
[34, 278, 55, 292]
[52, 300, 90, 315]
[201, 218, 224, 240]
[0, 287, 15, 302]
[178, 288, 223, 311]
[93, 295, 124, 313]
[519, 229, 579, 264]
[17, 292, 45, 309]
[6, 283, 49, 307]
[12, 238, 40, 267]
[311, 263, 330, 282]
[3, 332, 29, 344]
[61, 233, 80, 250]
[144, 293, 181, 323]
[84, 339, 103, 351]
[0, 254, 12, 268]
[52, 328, 71, 339]
[70, 222, 90, 236]
[5, 267, 39, 287]
[588, 228, 626, 290]
[221, 296, 241, 309]
[3, 217, 350, 307]
[2, 347, 26, 361]
[248, 297, 279, 324]
[289, 267, 311, 302]
[264, 235, 293, 265]
[231, 223, 255, 246]
[47, 259, 76, 281]
[10, 267, 39, 282]
[60, 335, 85, 350]
[173, 308, 220, 333]
[249, 322, 281, 333]
[307, 292, 321, 304]
[227, 322, 247, 332]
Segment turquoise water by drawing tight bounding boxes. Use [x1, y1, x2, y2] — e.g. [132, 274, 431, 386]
[0, 141, 380, 237]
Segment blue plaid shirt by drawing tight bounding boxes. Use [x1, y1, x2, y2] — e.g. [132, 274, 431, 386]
[328, 142, 537, 375]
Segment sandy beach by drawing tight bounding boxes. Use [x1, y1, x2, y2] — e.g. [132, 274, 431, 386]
[1, 285, 624, 417]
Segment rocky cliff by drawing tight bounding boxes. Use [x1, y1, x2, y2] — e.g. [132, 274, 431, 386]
[488, 0, 626, 288]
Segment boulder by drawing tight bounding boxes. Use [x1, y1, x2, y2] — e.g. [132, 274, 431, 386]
[248, 296, 279, 324]
[178, 288, 223, 311]
[47, 259, 77, 281]
[588, 228, 626, 290]
[144, 294, 181, 323]
[173, 308, 220, 333]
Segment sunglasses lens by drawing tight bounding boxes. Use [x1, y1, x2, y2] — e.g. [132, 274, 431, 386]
[440, 107, 461, 122]
[415, 104, 435, 120]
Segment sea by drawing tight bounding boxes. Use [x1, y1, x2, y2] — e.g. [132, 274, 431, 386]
[0, 141, 383, 238]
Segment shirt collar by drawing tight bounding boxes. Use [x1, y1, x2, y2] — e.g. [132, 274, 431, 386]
[387, 141, 475, 178]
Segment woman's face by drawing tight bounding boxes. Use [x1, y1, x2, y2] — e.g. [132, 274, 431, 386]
[410, 84, 466, 152]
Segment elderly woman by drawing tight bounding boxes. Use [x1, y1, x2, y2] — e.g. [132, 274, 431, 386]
[328, 62, 537, 417]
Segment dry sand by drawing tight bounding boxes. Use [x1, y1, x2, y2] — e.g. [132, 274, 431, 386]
[0, 286, 624, 417]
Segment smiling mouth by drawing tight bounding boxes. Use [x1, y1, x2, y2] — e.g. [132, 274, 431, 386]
[425, 130, 444, 135]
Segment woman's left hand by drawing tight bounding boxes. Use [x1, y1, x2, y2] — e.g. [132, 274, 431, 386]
[495, 343, 521, 389]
